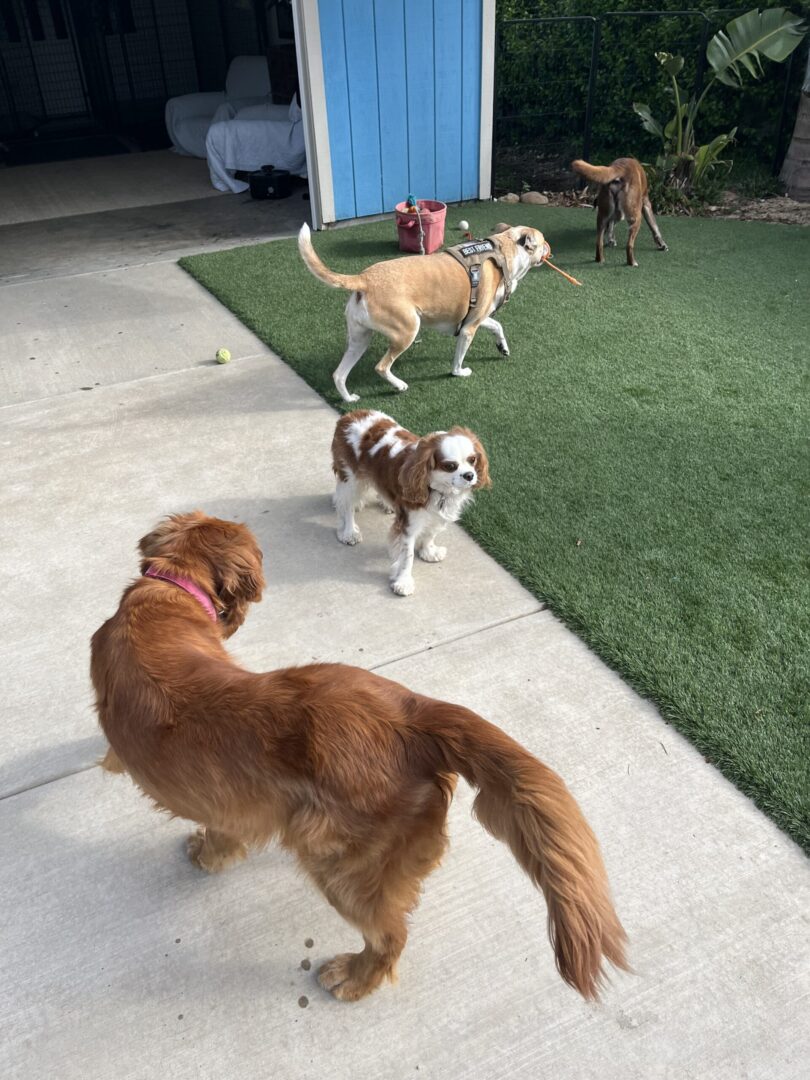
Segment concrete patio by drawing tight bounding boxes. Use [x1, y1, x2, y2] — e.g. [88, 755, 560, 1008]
[1, 172, 808, 1080]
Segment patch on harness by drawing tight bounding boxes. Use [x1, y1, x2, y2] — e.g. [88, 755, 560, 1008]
[458, 240, 496, 258]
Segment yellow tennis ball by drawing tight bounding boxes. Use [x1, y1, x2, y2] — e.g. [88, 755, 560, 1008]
[216, 348, 231, 364]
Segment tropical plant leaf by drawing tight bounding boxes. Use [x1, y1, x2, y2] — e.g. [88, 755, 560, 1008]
[707, 7, 807, 89]
[656, 153, 680, 172]
[694, 129, 737, 181]
[633, 101, 664, 139]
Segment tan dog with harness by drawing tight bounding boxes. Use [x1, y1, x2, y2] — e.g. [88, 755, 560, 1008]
[298, 223, 549, 402]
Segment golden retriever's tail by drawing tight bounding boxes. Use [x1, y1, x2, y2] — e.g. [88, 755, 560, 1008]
[571, 159, 621, 185]
[298, 223, 366, 292]
[413, 700, 629, 1000]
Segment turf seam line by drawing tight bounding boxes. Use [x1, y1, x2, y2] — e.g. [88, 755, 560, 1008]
[0, 762, 100, 803]
[0, 353, 272, 413]
[368, 605, 547, 673]
[0, 239, 302, 290]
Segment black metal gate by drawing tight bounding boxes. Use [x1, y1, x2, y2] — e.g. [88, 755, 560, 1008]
[493, 7, 804, 194]
[0, 0, 92, 138]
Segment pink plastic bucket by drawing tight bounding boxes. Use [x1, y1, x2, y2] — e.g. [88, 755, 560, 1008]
[395, 199, 447, 254]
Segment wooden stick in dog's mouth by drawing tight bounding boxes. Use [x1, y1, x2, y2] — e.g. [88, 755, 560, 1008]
[540, 244, 583, 286]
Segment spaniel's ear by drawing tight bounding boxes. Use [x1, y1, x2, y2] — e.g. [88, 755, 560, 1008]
[400, 438, 438, 505]
[472, 436, 491, 489]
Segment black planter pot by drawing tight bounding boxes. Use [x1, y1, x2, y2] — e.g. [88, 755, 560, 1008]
[248, 167, 293, 200]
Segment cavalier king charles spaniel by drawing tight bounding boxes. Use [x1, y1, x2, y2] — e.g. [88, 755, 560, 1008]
[92, 511, 627, 1003]
[331, 410, 491, 596]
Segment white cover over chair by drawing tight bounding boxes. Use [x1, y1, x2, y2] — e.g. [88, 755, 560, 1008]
[205, 96, 307, 194]
[164, 56, 272, 159]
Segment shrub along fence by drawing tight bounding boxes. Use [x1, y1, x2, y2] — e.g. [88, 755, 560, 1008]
[494, 5, 807, 192]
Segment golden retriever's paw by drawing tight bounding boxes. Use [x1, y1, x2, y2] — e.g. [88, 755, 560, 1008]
[186, 829, 247, 873]
[452, 366, 472, 378]
[317, 953, 384, 1002]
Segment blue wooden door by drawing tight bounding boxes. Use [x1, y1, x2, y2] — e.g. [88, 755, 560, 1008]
[317, 0, 482, 220]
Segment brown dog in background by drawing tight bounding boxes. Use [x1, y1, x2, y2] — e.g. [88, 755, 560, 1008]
[92, 511, 628, 1002]
[572, 157, 668, 267]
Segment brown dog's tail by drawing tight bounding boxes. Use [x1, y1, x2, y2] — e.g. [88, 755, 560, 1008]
[412, 700, 629, 1000]
[298, 223, 366, 292]
[571, 159, 621, 185]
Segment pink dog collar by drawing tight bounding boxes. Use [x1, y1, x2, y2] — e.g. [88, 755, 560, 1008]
[143, 565, 218, 622]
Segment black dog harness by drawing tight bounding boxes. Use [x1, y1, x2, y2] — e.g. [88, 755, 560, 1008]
[444, 238, 513, 334]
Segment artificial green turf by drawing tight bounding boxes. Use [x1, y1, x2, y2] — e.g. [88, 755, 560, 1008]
[180, 205, 810, 853]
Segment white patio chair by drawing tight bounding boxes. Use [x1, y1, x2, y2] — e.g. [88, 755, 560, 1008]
[164, 55, 272, 159]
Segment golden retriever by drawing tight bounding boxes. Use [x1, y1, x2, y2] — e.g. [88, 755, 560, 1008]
[91, 511, 628, 1001]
